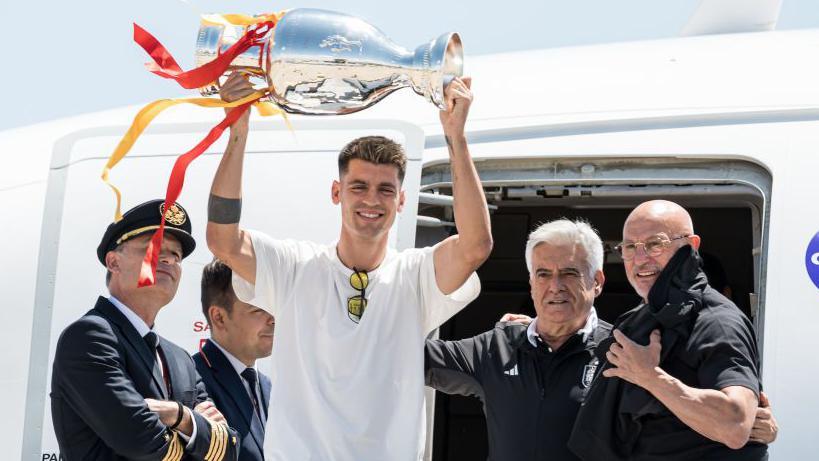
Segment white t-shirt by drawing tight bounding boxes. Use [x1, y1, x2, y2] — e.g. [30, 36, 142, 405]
[232, 231, 480, 461]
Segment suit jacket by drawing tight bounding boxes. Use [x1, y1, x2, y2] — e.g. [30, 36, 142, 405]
[193, 339, 271, 461]
[50, 296, 239, 461]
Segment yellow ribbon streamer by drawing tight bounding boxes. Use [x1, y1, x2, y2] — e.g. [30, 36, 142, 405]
[200, 11, 286, 27]
[102, 91, 289, 221]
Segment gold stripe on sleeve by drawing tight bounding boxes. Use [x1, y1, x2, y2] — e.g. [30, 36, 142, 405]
[206, 422, 228, 461]
[204, 420, 218, 460]
[214, 422, 228, 461]
[161, 431, 183, 461]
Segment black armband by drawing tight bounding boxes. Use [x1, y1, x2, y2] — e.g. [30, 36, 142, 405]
[208, 194, 242, 224]
[169, 401, 184, 430]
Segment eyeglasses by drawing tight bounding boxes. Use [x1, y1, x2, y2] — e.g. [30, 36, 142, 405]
[347, 268, 369, 323]
[614, 234, 690, 260]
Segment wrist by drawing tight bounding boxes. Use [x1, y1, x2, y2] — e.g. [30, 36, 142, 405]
[640, 366, 670, 393]
[168, 401, 184, 430]
[156, 401, 175, 425]
[444, 133, 466, 143]
[444, 133, 467, 154]
[230, 123, 249, 135]
[175, 407, 195, 437]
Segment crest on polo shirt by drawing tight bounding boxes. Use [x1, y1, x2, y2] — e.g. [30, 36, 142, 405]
[160, 202, 187, 226]
[581, 357, 598, 388]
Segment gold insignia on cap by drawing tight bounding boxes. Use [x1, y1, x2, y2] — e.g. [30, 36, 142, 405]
[160, 202, 187, 226]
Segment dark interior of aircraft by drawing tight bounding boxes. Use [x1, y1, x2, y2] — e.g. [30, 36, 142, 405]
[428, 205, 755, 460]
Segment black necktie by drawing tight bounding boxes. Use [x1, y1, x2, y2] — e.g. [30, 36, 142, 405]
[144, 332, 170, 397]
[144, 331, 159, 349]
[241, 368, 264, 423]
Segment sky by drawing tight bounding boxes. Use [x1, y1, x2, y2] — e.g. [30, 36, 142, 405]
[1, 0, 819, 130]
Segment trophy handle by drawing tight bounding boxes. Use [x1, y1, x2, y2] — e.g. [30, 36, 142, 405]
[196, 22, 270, 98]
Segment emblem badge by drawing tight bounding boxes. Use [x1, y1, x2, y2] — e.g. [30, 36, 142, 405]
[581, 358, 598, 388]
[160, 202, 187, 226]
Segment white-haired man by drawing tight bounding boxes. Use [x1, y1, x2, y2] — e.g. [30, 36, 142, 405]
[425, 219, 609, 460]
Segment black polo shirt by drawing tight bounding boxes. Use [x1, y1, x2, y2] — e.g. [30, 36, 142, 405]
[569, 245, 768, 461]
[425, 317, 611, 461]
[631, 290, 768, 460]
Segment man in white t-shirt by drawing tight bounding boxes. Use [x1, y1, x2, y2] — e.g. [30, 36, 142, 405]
[206, 73, 493, 460]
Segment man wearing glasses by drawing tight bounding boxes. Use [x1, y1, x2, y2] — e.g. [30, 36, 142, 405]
[206, 73, 492, 460]
[569, 200, 770, 460]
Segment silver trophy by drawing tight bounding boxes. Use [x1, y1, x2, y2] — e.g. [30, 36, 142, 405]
[195, 8, 463, 115]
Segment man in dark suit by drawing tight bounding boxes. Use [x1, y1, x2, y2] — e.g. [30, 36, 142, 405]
[194, 259, 274, 461]
[50, 199, 239, 461]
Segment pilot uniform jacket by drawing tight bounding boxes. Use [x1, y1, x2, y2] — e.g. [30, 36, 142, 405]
[50, 297, 239, 461]
[193, 339, 271, 461]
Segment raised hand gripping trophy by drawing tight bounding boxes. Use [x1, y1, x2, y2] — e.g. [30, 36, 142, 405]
[195, 8, 463, 114]
[108, 8, 463, 286]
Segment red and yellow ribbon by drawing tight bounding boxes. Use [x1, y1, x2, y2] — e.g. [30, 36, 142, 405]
[101, 92, 280, 221]
[103, 12, 287, 286]
[138, 100, 253, 287]
[135, 17, 276, 89]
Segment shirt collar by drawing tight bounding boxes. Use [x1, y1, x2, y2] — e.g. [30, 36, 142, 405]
[108, 295, 152, 338]
[210, 339, 255, 376]
[330, 240, 395, 276]
[526, 307, 598, 348]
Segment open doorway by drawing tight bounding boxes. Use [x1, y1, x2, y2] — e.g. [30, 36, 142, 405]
[416, 157, 771, 461]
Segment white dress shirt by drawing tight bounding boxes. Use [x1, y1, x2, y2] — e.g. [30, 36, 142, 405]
[526, 307, 599, 349]
[209, 338, 260, 403]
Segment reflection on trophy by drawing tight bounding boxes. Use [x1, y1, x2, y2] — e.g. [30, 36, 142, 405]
[195, 8, 463, 115]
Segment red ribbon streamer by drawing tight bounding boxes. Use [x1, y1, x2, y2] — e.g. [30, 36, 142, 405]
[138, 102, 254, 287]
[131, 20, 276, 286]
[133, 21, 275, 89]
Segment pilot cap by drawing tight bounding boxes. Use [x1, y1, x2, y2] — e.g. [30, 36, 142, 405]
[96, 199, 196, 265]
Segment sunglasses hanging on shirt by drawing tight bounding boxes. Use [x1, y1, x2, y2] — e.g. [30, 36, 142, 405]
[347, 268, 369, 323]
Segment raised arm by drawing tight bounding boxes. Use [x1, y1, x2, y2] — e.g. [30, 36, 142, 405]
[433, 77, 493, 294]
[207, 73, 258, 284]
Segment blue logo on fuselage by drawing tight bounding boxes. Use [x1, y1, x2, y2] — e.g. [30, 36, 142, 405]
[806, 232, 819, 289]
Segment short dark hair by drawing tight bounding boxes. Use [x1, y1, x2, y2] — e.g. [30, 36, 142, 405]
[338, 136, 407, 183]
[201, 258, 236, 325]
